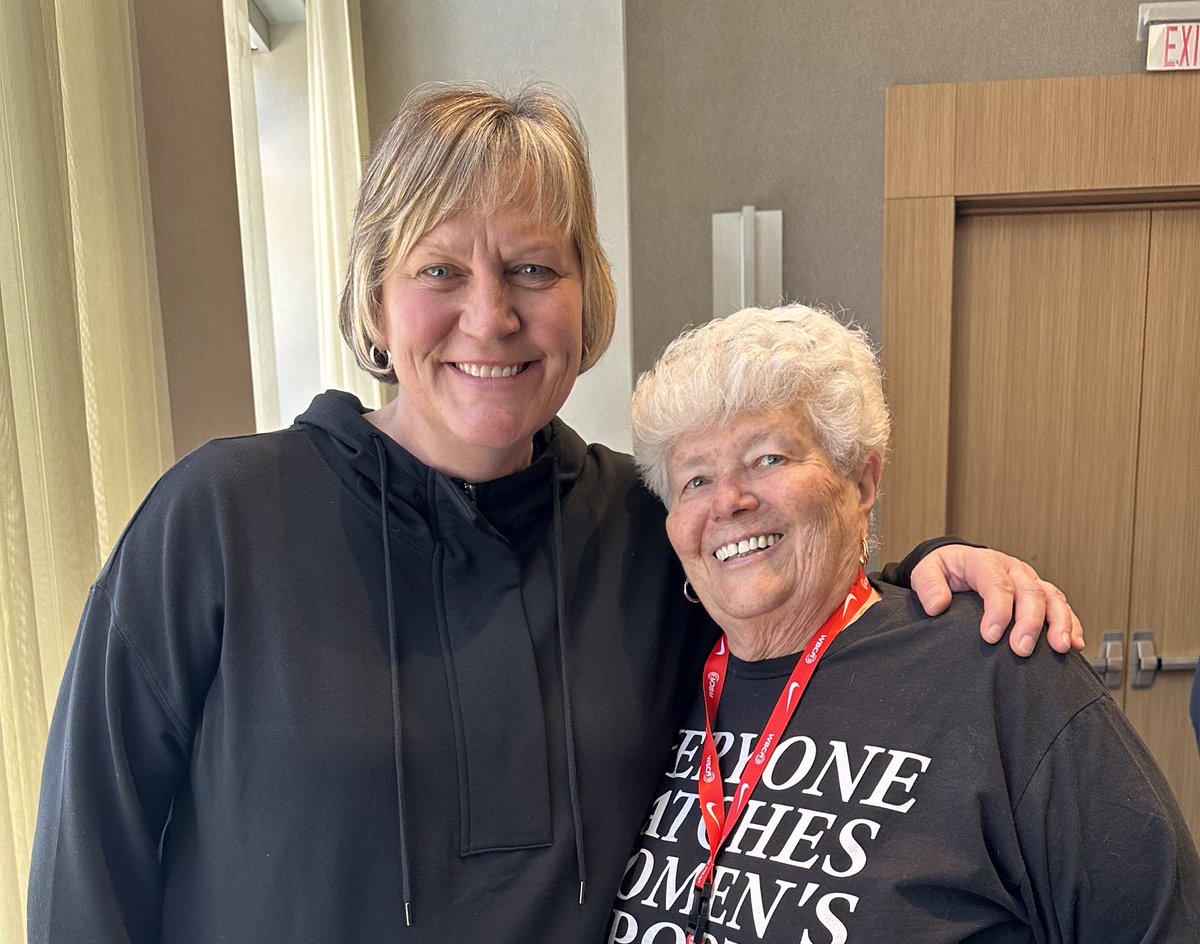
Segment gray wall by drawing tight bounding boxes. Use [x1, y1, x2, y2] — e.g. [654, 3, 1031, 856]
[625, 0, 1146, 373]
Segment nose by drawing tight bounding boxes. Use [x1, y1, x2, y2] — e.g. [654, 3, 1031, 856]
[711, 472, 758, 518]
[459, 270, 520, 341]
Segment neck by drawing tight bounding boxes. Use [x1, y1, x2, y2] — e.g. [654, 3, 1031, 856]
[724, 569, 879, 662]
[366, 400, 535, 482]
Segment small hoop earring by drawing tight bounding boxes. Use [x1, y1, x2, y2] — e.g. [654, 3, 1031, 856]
[368, 344, 393, 374]
[859, 536, 870, 567]
[683, 580, 700, 604]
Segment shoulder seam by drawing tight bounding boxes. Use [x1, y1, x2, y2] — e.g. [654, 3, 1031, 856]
[1011, 691, 1108, 813]
[91, 582, 194, 750]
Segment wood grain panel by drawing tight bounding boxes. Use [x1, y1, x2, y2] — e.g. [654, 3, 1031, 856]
[1126, 207, 1200, 840]
[956, 73, 1200, 196]
[884, 83, 955, 199]
[947, 211, 1148, 660]
[879, 197, 954, 564]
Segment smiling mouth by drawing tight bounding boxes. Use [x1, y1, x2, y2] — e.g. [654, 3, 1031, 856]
[714, 533, 782, 562]
[453, 362, 530, 379]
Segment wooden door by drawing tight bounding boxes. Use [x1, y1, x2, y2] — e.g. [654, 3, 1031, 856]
[948, 209, 1147, 666]
[882, 74, 1200, 842]
[945, 206, 1200, 838]
[1126, 208, 1200, 813]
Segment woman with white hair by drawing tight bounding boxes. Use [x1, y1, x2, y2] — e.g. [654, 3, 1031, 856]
[612, 305, 1200, 943]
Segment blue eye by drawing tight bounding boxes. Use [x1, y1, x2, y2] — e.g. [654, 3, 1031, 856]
[758, 454, 784, 467]
[685, 475, 708, 490]
[422, 264, 452, 278]
[512, 263, 558, 284]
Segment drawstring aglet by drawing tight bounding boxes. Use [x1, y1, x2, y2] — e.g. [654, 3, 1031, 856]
[578, 881, 585, 905]
[404, 901, 412, 926]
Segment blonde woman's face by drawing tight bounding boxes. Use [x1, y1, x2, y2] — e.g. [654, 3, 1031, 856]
[376, 205, 584, 480]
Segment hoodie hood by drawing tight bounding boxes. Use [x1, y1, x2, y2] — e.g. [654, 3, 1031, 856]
[295, 390, 585, 548]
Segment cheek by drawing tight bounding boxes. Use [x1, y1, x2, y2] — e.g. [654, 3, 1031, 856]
[665, 507, 700, 563]
[379, 280, 457, 356]
[535, 289, 585, 359]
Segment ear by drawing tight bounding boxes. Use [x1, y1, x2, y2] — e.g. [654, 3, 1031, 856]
[851, 452, 883, 517]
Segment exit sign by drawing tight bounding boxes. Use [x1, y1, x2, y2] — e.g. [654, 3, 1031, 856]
[1147, 22, 1200, 70]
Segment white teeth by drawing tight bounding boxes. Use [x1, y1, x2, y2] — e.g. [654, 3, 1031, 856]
[456, 362, 525, 379]
[714, 533, 781, 562]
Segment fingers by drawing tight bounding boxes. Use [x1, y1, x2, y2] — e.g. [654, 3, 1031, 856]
[973, 562, 1028, 649]
[986, 566, 1085, 657]
[1002, 566, 1048, 657]
[911, 545, 1017, 630]
[912, 544, 1085, 656]
[908, 551, 955, 616]
[1039, 579, 1085, 653]
[961, 553, 1046, 655]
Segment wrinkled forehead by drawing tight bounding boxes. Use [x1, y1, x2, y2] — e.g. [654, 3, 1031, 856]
[667, 408, 819, 473]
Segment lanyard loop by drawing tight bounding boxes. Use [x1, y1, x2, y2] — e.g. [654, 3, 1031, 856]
[687, 569, 872, 943]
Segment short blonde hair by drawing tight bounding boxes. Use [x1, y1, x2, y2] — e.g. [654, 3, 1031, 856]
[631, 305, 891, 504]
[339, 82, 617, 381]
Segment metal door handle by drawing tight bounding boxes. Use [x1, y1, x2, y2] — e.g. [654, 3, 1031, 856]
[1086, 632, 1125, 689]
[1131, 631, 1199, 688]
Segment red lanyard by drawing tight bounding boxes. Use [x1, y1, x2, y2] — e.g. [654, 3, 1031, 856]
[687, 569, 872, 944]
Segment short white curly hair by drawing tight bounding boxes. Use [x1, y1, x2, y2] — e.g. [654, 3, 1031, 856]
[631, 304, 891, 505]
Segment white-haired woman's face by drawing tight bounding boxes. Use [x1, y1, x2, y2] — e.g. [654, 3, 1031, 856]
[665, 409, 880, 648]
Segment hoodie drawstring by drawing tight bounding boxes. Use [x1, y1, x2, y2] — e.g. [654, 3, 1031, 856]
[374, 436, 413, 926]
[550, 457, 587, 904]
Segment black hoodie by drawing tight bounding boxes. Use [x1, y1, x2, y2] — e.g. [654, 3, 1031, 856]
[28, 391, 716, 943]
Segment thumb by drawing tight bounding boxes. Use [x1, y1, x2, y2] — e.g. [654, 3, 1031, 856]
[910, 561, 953, 615]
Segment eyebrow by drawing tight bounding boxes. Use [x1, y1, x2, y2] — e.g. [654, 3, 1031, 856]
[670, 426, 790, 471]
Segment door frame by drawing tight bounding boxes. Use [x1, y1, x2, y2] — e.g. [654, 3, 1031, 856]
[880, 72, 1200, 563]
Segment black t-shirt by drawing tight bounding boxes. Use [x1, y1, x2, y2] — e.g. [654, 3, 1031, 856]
[610, 584, 1200, 944]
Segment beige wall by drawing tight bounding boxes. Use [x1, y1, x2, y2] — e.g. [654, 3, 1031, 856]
[624, 0, 1146, 373]
[358, 0, 635, 452]
[132, 0, 257, 456]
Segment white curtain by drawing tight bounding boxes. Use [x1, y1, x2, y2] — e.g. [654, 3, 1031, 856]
[308, 0, 385, 407]
[0, 0, 174, 937]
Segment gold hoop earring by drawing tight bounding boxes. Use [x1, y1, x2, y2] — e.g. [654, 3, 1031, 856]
[683, 580, 700, 604]
[859, 536, 870, 567]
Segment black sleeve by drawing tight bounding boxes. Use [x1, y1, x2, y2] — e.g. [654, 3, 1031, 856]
[874, 536, 983, 588]
[1013, 695, 1200, 939]
[27, 455, 224, 944]
[27, 586, 192, 944]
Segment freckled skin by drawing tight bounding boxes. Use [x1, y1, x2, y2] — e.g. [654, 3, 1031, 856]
[665, 410, 882, 661]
